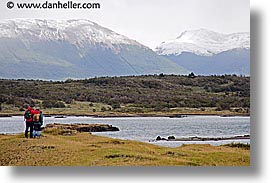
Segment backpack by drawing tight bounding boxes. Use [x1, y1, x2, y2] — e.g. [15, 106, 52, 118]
[33, 113, 40, 122]
[24, 110, 32, 120]
[39, 112, 43, 125]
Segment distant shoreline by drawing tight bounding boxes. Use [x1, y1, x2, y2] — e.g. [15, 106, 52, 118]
[0, 112, 250, 118]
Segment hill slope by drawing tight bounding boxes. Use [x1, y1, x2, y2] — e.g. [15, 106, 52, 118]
[0, 75, 250, 115]
[0, 19, 188, 80]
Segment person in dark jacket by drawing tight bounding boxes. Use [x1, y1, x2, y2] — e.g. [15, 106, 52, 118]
[24, 106, 34, 138]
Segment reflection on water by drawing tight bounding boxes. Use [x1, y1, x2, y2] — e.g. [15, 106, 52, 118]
[0, 115, 250, 147]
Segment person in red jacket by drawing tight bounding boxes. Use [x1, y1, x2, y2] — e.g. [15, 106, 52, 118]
[32, 109, 43, 138]
[24, 106, 34, 138]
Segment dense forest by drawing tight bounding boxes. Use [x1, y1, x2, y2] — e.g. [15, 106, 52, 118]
[0, 74, 250, 113]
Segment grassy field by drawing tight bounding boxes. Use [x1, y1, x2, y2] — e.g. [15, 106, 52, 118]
[0, 132, 250, 166]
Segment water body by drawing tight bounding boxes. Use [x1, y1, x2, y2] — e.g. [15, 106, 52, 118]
[0, 116, 250, 147]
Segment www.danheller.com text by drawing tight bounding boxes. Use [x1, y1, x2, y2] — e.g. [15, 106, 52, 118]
[6, 1, 101, 9]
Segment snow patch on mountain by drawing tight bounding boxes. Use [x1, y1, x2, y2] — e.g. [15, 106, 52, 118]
[155, 29, 250, 56]
[0, 19, 142, 50]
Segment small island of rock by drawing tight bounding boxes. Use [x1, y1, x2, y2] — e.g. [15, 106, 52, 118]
[42, 123, 119, 135]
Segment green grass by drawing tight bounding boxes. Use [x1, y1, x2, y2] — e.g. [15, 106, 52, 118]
[44, 101, 112, 114]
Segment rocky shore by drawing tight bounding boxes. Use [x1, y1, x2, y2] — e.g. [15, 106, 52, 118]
[156, 135, 250, 141]
[42, 123, 119, 135]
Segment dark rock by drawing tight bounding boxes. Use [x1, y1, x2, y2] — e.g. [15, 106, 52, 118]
[162, 135, 250, 141]
[156, 136, 162, 141]
[169, 115, 187, 118]
[43, 123, 119, 133]
[156, 136, 167, 140]
[54, 116, 66, 118]
[168, 136, 176, 140]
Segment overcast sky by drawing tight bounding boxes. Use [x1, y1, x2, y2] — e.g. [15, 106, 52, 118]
[0, 0, 250, 49]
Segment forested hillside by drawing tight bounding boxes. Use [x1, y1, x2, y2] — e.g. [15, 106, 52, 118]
[0, 74, 249, 114]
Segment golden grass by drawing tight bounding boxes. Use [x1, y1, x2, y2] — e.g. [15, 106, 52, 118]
[0, 132, 250, 166]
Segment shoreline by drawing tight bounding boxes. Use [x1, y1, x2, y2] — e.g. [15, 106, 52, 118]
[0, 112, 250, 118]
[155, 135, 250, 142]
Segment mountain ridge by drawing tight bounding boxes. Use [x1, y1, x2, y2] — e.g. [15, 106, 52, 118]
[155, 29, 250, 56]
[155, 29, 250, 75]
[0, 19, 141, 46]
[0, 19, 189, 80]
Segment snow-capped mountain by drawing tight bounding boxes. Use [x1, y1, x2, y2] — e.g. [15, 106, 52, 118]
[0, 19, 141, 53]
[0, 19, 140, 45]
[156, 28, 250, 56]
[156, 29, 250, 75]
[0, 19, 188, 80]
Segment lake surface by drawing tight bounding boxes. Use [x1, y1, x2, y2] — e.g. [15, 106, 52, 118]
[0, 116, 250, 147]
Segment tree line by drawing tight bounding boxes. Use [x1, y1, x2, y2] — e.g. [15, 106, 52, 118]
[0, 74, 250, 111]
